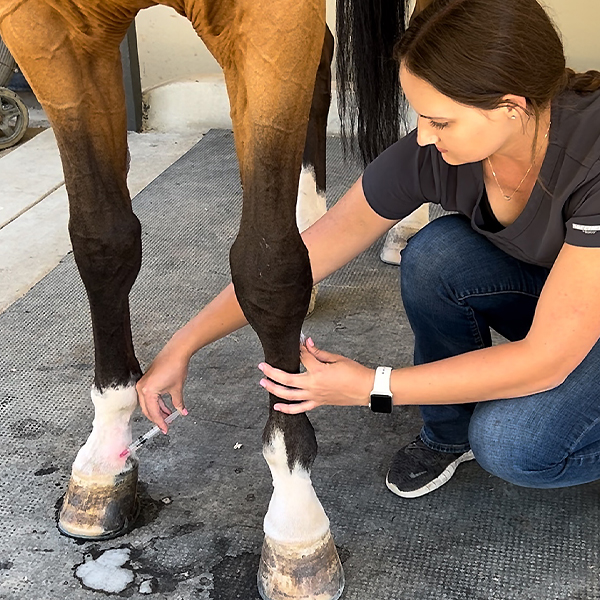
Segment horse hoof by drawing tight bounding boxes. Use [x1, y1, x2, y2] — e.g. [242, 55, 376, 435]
[380, 226, 411, 265]
[306, 285, 319, 317]
[57, 460, 140, 540]
[257, 530, 345, 600]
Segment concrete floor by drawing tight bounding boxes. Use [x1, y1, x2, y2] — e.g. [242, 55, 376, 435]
[1, 116, 599, 599]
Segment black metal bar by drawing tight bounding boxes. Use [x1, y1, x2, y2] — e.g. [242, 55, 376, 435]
[120, 22, 143, 132]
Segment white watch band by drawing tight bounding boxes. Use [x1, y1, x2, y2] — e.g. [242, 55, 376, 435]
[371, 366, 392, 396]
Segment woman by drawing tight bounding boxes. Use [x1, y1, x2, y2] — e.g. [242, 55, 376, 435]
[137, 0, 600, 500]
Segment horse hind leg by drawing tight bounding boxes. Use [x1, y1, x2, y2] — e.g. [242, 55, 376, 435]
[1, 4, 141, 539]
[380, 204, 430, 265]
[297, 26, 334, 316]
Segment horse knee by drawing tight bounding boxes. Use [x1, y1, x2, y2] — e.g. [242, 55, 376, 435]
[230, 231, 311, 368]
[70, 211, 142, 294]
[231, 233, 311, 320]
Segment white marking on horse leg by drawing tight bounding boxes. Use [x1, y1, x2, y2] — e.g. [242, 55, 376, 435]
[71, 385, 137, 478]
[297, 166, 326, 314]
[296, 166, 327, 234]
[380, 203, 430, 265]
[263, 430, 330, 544]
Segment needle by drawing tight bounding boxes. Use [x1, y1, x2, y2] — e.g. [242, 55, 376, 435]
[119, 411, 180, 458]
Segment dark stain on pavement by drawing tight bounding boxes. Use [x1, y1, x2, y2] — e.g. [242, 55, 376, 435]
[210, 552, 262, 600]
[11, 417, 46, 439]
[35, 465, 59, 476]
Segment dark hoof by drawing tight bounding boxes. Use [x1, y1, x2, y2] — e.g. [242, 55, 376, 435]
[58, 461, 139, 540]
[257, 530, 345, 600]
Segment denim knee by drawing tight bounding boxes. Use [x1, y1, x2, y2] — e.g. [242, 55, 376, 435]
[400, 214, 470, 310]
[469, 401, 563, 489]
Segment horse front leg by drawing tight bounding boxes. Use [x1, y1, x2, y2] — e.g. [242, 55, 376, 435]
[1, 4, 141, 539]
[217, 5, 343, 598]
[231, 154, 344, 600]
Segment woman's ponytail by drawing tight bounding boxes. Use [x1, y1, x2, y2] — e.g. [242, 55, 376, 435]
[564, 68, 600, 95]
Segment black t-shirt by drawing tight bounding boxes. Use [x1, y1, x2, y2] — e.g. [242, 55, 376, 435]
[362, 90, 600, 268]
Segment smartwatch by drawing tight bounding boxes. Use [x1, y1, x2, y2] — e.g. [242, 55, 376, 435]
[369, 366, 393, 413]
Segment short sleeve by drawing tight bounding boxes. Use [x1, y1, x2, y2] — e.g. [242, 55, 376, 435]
[564, 163, 600, 248]
[362, 130, 428, 221]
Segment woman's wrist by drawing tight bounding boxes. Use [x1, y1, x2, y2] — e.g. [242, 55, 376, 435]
[390, 368, 405, 406]
[162, 330, 198, 363]
[364, 368, 376, 406]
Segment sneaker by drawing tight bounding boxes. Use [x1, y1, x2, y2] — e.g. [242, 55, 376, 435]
[386, 436, 475, 498]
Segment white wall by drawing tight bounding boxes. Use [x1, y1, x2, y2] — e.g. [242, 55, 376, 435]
[544, 0, 599, 71]
[136, 1, 338, 91]
[136, 5, 220, 90]
[136, 0, 599, 92]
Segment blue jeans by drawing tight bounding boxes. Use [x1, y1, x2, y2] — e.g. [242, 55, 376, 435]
[400, 214, 600, 489]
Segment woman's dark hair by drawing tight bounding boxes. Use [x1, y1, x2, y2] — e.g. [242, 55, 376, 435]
[396, 0, 600, 148]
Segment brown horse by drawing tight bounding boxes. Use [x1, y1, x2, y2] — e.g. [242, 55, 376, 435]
[0, 0, 408, 598]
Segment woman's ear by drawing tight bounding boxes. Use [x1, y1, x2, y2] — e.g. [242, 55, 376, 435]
[500, 94, 528, 120]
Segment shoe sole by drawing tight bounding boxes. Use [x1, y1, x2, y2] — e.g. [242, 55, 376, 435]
[385, 450, 475, 499]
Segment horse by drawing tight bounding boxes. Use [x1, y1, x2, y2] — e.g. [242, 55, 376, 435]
[0, 0, 411, 597]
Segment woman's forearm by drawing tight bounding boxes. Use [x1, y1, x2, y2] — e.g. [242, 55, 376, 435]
[392, 338, 563, 406]
[304, 177, 395, 284]
[163, 283, 248, 360]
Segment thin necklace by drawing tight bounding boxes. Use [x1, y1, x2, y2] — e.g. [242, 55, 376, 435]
[487, 123, 551, 202]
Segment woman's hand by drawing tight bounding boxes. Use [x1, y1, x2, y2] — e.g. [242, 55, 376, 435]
[258, 338, 374, 414]
[136, 347, 190, 432]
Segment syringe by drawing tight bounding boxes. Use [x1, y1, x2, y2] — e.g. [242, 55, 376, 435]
[120, 411, 181, 458]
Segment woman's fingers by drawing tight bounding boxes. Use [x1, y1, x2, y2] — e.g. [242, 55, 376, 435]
[157, 395, 170, 415]
[273, 400, 318, 414]
[259, 377, 310, 401]
[171, 388, 188, 416]
[299, 345, 324, 369]
[258, 362, 302, 387]
[137, 381, 174, 433]
[304, 337, 338, 363]
[259, 338, 360, 411]
[142, 394, 170, 432]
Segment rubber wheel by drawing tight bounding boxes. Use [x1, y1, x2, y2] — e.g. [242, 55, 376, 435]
[0, 35, 17, 87]
[0, 87, 29, 150]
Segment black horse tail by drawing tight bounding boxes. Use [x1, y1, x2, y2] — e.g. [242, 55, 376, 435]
[336, 0, 409, 165]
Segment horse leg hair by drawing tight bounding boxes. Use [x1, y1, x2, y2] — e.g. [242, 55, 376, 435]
[206, 0, 335, 547]
[1, 1, 143, 538]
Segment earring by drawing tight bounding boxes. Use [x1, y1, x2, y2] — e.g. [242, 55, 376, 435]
[511, 114, 517, 120]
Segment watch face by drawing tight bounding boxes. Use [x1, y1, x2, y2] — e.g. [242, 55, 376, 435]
[369, 394, 393, 414]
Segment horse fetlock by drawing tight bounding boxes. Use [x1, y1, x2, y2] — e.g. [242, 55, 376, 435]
[296, 166, 327, 234]
[263, 431, 329, 545]
[59, 384, 139, 540]
[297, 166, 325, 316]
[260, 431, 343, 599]
[381, 205, 431, 264]
[71, 385, 138, 477]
